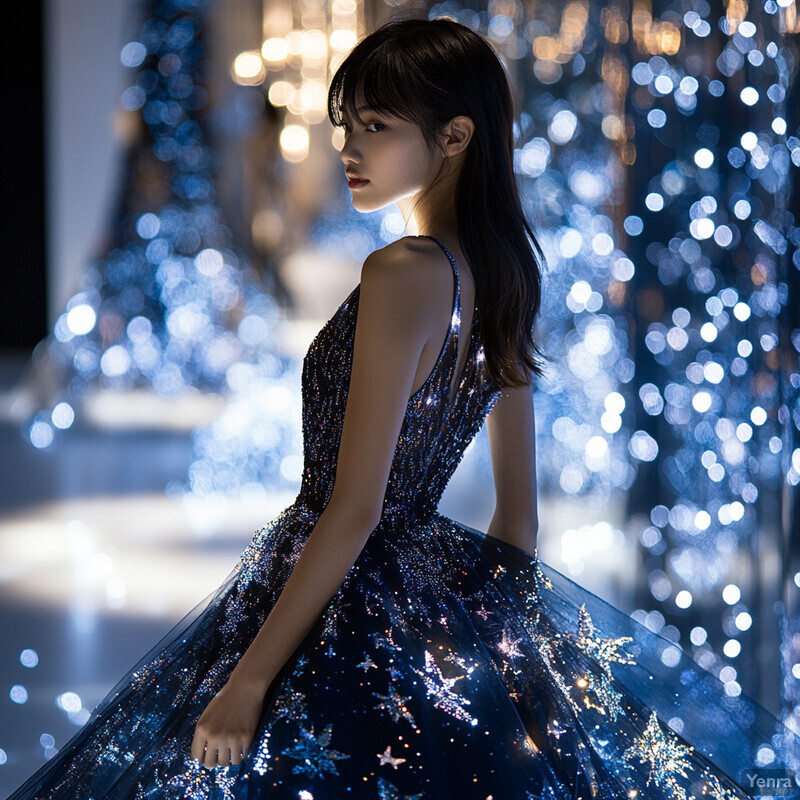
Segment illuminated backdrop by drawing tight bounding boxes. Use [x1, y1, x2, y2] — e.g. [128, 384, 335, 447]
[20, 0, 800, 743]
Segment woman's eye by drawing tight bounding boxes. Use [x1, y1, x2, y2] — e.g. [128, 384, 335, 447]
[366, 122, 385, 132]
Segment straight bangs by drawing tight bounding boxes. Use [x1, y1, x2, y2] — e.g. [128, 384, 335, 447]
[327, 43, 434, 143]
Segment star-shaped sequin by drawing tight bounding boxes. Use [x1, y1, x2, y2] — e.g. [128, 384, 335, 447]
[578, 670, 625, 722]
[547, 717, 568, 739]
[700, 768, 740, 800]
[497, 628, 525, 660]
[443, 650, 477, 675]
[571, 605, 636, 670]
[377, 745, 407, 769]
[622, 710, 695, 800]
[490, 563, 508, 580]
[273, 685, 308, 722]
[372, 684, 417, 727]
[411, 650, 476, 725]
[281, 722, 351, 778]
[377, 776, 425, 799]
[358, 654, 379, 670]
[371, 629, 400, 652]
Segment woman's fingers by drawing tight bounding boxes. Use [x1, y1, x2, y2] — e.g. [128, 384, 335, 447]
[202, 743, 219, 769]
[230, 743, 246, 766]
[189, 736, 206, 764]
[194, 740, 247, 769]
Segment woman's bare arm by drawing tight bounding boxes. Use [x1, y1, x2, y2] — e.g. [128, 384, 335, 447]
[191, 241, 442, 766]
[229, 241, 435, 694]
[485, 382, 539, 556]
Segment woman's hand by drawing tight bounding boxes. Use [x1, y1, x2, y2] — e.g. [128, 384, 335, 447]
[190, 673, 268, 768]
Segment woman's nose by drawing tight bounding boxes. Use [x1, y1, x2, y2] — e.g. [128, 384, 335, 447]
[339, 135, 359, 164]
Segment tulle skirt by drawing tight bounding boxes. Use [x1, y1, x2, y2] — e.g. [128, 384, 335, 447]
[7, 500, 798, 799]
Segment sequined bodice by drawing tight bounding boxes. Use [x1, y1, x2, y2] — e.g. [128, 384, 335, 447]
[297, 236, 502, 526]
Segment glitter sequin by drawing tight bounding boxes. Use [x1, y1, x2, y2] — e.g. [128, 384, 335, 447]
[7, 237, 798, 799]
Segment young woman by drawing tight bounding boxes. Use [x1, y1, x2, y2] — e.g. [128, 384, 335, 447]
[8, 16, 797, 800]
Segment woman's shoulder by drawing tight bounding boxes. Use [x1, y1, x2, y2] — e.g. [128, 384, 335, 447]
[361, 236, 455, 290]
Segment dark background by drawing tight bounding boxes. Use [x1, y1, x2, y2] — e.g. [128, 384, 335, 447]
[2, 0, 47, 355]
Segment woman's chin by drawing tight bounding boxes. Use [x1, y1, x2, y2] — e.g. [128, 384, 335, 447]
[351, 196, 392, 214]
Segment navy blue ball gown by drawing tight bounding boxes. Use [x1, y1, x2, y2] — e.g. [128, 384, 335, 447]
[8, 236, 799, 799]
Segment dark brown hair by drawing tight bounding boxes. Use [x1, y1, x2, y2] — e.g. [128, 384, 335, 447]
[327, 17, 549, 388]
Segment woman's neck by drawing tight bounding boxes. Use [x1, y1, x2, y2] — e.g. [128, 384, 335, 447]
[397, 194, 459, 241]
[397, 150, 462, 240]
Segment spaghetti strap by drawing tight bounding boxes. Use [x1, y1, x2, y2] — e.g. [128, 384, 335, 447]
[419, 234, 461, 320]
[416, 234, 464, 405]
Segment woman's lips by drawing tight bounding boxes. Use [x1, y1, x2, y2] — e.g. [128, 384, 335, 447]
[347, 176, 369, 189]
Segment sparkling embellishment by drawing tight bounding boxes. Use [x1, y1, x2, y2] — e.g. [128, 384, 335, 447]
[700, 769, 740, 800]
[570, 604, 636, 670]
[372, 684, 417, 727]
[623, 711, 695, 800]
[411, 650, 477, 725]
[377, 776, 425, 799]
[358, 654, 379, 670]
[166, 759, 216, 800]
[280, 723, 351, 778]
[377, 745, 407, 769]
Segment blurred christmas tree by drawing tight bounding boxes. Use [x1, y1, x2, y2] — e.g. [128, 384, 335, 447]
[22, 0, 289, 452]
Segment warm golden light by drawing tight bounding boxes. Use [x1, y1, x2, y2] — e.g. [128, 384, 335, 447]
[780, 3, 800, 33]
[331, 126, 345, 151]
[658, 22, 681, 55]
[286, 30, 304, 56]
[725, 0, 749, 33]
[330, 28, 357, 52]
[531, 1, 588, 63]
[532, 36, 561, 60]
[232, 51, 265, 85]
[302, 80, 327, 109]
[252, 209, 284, 250]
[268, 80, 294, 106]
[601, 53, 629, 97]
[299, 80, 329, 123]
[560, 1, 589, 53]
[301, 29, 328, 62]
[287, 88, 306, 115]
[631, 0, 682, 55]
[332, 0, 357, 14]
[621, 141, 637, 163]
[280, 124, 310, 162]
[263, 6, 293, 40]
[262, 37, 289, 64]
[601, 6, 629, 45]
[329, 49, 347, 76]
[602, 114, 625, 140]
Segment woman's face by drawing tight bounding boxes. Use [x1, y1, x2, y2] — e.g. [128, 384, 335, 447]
[338, 104, 443, 213]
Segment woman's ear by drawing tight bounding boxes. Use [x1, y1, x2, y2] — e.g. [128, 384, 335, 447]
[442, 115, 475, 157]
